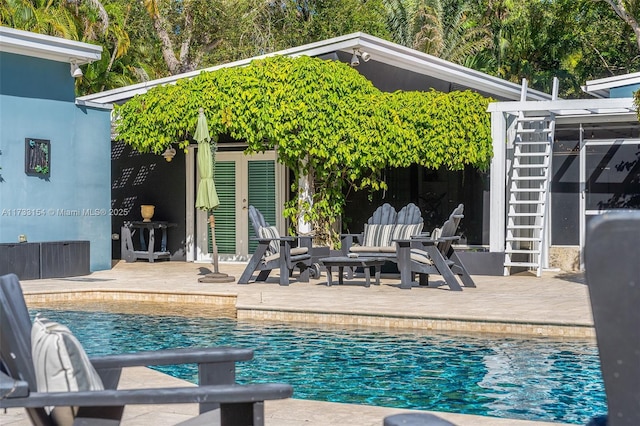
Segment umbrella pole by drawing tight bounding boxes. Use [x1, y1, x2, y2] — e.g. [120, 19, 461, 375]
[210, 214, 220, 274]
[198, 214, 235, 283]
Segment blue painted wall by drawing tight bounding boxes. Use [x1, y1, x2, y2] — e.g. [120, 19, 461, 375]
[610, 83, 640, 98]
[0, 52, 112, 271]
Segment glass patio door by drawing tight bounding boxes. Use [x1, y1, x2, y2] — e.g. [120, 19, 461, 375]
[191, 150, 283, 261]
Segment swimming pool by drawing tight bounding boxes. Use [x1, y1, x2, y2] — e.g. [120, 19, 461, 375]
[32, 307, 606, 425]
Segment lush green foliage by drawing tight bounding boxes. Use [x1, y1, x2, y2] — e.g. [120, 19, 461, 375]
[115, 56, 492, 244]
[468, 0, 640, 96]
[5, 0, 640, 99]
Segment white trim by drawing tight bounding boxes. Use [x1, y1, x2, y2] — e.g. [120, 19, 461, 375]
[79, 32, 551, 104]
[185, 145, 196, 262]
[579, 125, 586, 269]
[188, 149, 281, 261]
[583, 138, 640, 146]
[0, 26, 102, 65]
[489, 111, 507, 253]
[487, 97, 635, 115]
[75, 99, 112, 110]
[582, 71, 640, 98]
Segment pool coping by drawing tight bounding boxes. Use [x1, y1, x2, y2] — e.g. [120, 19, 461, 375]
[23, 289, 595, 339]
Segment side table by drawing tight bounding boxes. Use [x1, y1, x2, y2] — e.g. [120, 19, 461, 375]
[319, 256, 387, 287]
[121, 221, 176, 263]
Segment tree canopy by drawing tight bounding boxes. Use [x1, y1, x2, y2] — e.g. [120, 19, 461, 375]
[4, 0, 640, 97]
[114, 55, 492, 244]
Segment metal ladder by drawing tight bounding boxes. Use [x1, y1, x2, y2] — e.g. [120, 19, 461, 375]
[504, 78, 558, 277]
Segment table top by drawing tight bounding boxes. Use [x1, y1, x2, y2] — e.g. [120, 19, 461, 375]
[319, 256, 387, 265]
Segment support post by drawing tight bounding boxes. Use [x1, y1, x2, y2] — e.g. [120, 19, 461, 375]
[489, 110, 507, 254]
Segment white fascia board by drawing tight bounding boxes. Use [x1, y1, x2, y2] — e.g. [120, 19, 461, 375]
[0, 26, 102, 65]
[581, 71, 640, 98]
[248, 32, 363, 58]
[356, 35, 551, 101]
[74, 99, 113, 110]
[580, 87, 608, 99]
[487, 97, 636, 114]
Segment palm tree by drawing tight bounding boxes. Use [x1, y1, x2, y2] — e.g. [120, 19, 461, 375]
[412, 0, 492, 65]
[384, 0, 417, 47]
[383, 0, 492, 67]
[1, 0, 79, 39]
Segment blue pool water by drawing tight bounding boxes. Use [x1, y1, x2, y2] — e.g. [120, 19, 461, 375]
[32, 307, 606, 424]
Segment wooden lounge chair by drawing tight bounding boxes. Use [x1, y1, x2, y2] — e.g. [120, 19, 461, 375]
[238, 205, 317, 285]
[584, 212, 640, 426]
[396, 204, 475, 291]
[0, 273, 293, 426]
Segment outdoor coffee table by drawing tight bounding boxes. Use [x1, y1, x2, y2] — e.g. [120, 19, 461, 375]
[319, 256, 387, 287]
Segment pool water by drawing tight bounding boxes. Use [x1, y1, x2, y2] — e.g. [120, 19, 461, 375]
[32, 307, 606, 425]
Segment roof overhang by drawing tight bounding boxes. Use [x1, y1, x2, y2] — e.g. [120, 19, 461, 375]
[581, 71, 640, 99]
[79, 32, 552, 105]
[0, 26, 102, 65]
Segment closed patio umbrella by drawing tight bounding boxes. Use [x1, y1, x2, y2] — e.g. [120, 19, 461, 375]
[195, 108, 219, 210]
[194, 108, 234, 283]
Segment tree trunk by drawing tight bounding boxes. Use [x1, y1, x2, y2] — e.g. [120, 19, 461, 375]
[604, 0, 640, 53]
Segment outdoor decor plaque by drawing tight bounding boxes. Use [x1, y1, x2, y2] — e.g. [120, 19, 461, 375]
[25, 138, 50, 177]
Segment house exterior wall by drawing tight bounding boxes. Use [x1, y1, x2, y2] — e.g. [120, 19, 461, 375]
[610, 84, 640, 98]
[110, 141, 187, 260]
[0, 52, 112, 271]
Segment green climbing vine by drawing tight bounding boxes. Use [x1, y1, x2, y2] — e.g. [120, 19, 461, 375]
[114, 55, 493, 246]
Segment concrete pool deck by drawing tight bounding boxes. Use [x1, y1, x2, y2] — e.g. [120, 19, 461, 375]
[2, 260, 594, 426]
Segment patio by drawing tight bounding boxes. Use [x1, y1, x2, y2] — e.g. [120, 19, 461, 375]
[2, 261, 591, 426]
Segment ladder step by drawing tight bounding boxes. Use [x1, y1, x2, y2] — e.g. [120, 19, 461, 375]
[504, 261, 540, 268]
[516, 116, 549, 122]
[513, 163, 548, 169]
[515, 143, 550, 149]
[512, 171, 547, 176]
[516, 128, 553, 134]
[506, 237, 541, 242]
[510, 184, 547, 193]
[511, 188, 546, 193]
[513, 139, 549, 148]
[507, 223, 543, 228]
[505, 249, 541, 254]
[509, 200, 544, 205]
[514, 152, 549, 157]
[512, 176, 546, 181]
[508, 212, 543, 217]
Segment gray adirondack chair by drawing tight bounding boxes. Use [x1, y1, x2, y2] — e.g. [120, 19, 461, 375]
[339, 203, 423, 279]
[0, 273, 293, 426]
[396, 204, 475, 291]
[340, 203, 424, 257]
[396, 203, 424, 225]
[584, 212, 640, 426]
[238, 205, 317, 285]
